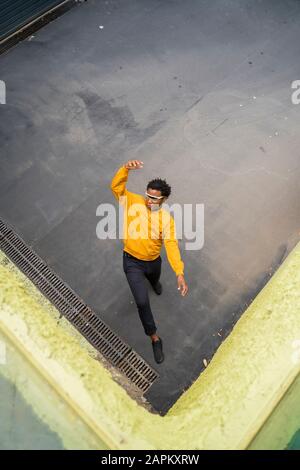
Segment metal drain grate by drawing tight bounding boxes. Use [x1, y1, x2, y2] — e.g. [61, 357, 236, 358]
[0, 218, 159, 393]
[0, 1, 77, 55]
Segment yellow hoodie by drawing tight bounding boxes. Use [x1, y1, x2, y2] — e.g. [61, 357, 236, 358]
[110, 166, 184, 277]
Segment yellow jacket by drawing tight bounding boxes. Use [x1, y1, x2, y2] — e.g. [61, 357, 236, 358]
[110, 166, 184, 276]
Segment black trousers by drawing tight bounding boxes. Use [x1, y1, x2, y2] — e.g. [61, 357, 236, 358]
[123, 250, 161, 336]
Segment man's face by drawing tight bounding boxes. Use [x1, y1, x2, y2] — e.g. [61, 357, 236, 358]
[145, 188, 165, 211]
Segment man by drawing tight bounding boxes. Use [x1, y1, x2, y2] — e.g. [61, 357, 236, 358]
[110, 159, 188, 364]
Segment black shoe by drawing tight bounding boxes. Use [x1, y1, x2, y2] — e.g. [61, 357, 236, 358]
[152, 281, 162, 295]
[152, 337, 164, 364]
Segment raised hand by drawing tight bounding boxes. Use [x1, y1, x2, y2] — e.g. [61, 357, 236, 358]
[124, 160, 144, 170]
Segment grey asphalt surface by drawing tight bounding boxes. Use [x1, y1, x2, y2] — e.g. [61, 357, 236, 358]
[0, 0, 299, 414]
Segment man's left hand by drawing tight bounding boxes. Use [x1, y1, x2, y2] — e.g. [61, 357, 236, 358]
[177, 275, 188, 296]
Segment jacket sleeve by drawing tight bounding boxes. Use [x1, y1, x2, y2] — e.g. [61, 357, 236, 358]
[110, 166, 130, 201]
[163, 213, 184, 277]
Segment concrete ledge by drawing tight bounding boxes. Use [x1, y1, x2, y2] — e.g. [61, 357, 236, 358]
[0, 328, 109, 450]
[248, 368, 300, 449]
[0, 242, 299, 449]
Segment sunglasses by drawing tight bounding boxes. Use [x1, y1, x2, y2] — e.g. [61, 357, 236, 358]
[145, 191, 164, 201]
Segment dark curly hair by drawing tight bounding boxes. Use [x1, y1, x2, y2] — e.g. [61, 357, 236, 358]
[147, 178, 171, 198]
